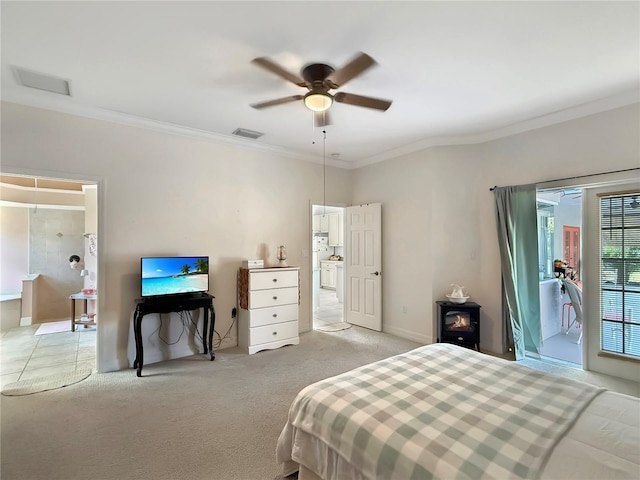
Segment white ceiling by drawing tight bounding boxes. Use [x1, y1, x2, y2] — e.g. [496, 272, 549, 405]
[1, 1, 638, 169]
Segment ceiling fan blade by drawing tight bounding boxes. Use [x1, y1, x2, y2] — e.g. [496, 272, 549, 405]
[326, 52, 376, 88]
[334, 92, 392, 111]
[314, 110, 332, 127]
[251, 57, 306, 87]
[250, 95, 304, 109]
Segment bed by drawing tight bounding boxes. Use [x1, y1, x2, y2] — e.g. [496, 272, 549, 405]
[276, 343, 639, 480]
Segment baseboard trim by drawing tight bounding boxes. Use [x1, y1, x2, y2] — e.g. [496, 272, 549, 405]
[384, 325, 432, 345]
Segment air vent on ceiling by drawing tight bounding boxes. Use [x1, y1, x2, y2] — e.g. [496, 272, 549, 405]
[14, 67, 71, 96]
[232, 128, 263, 140]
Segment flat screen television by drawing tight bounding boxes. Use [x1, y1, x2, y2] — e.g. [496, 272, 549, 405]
[140, 256, 209, 298]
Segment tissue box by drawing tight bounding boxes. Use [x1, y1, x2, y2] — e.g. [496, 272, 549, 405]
[242, 259, 264, 269]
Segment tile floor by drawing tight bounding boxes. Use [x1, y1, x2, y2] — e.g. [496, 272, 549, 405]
[0, 322, 96, 388]
[313, 287, 344, 329]
[539, 322, 583, 366]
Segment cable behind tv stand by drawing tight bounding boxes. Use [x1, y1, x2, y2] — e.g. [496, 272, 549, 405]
[133, 293, 215, 377]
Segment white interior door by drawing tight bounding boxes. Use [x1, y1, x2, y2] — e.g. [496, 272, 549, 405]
[345, 203, 382, 331]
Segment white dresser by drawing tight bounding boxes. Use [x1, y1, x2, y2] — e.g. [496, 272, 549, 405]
[237, 266, 300, 355]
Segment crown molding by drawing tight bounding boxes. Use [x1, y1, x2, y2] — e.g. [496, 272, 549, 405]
[353, 89, 639, 169]
[2, 88, 637, 171]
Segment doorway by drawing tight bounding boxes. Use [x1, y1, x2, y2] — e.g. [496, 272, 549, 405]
[311, 204, 345, 330]
[0, 174, 99, 381]
[536, 188, 583, 366]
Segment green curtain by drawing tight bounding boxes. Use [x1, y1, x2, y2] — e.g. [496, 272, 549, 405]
[494, 185, 541, 359]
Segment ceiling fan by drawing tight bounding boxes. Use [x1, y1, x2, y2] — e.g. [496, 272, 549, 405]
[249, 52, 392, 126]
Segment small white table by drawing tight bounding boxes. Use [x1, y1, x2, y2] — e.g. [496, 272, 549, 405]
[69, 292, 97, 332]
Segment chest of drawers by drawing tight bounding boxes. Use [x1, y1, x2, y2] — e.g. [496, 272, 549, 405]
[237, 266, 300, 355]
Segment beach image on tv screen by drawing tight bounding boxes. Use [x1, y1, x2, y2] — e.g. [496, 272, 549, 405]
[141, 257, 208, 296]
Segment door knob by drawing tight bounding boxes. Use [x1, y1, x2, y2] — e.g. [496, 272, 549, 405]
[371, 271, 380, 276]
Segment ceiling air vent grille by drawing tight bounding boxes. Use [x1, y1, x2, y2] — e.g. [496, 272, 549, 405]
[232, 128, 263, 140]
[14, 67, 71, 96]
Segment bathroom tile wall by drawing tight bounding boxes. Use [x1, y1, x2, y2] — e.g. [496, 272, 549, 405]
[29, 208, 84, 321]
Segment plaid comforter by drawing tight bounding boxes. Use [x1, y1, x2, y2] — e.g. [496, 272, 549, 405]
[281, 343, 604, 480]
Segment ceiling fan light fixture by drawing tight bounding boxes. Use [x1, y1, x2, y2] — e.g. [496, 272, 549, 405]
[304, 92, 332, 112]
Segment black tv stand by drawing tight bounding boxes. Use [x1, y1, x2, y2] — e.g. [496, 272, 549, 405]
[133, 293, 215, 377]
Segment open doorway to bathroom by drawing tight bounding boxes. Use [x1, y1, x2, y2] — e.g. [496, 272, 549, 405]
[311, 204, 346, 330]
[536, 188, 583, 366]
[0, 174, 99, 387]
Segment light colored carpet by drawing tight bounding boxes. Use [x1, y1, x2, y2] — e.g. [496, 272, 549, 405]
[34, 320, 71, 335]
[1, 369, 92, 396]
[315, 322, 352, 332]
[1, 327, 637, 480]
[0, 327, 421, 480]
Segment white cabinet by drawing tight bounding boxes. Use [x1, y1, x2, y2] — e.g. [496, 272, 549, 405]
[314, 214, 329, 233]
[320, 261, 339, 289]
[238, 267, 299, 355]
[314, 212, 342, 244]
[328, 212, 343, 246]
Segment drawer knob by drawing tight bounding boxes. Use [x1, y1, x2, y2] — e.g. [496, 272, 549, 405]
[272, 313, 278, 317]
[458, 336, 463, 341]
[273, 296, 278, 300]
[272, 278, 278, 282]
[272, 331, 277, 336]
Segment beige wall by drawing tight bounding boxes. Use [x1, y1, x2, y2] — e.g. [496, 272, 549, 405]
[2, 101, 638, 377]
[1, 102, 352, 372]
[353, 103, 639, 371]
[352, 143, 484, 345]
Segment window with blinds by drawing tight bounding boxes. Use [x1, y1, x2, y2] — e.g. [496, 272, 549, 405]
[600, 193, 640, 358]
